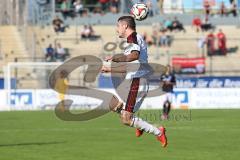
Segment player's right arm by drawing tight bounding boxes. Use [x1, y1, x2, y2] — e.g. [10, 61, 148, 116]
[101, 63, 127, 73]
[102, 50, 140, 73]
[104, 51, 139, 62]
[112, 51, 139, 62]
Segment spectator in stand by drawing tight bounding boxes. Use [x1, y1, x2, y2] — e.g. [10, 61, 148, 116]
[56, 0, 63, 6]
[80, 25, 100, 40]
[203, 1, 211, 18]
[160, 30, 171, 48]
[61, 0, 73, 19]
[171, 16, 186, 32]
[151, 30, 158, 46]
[146, 0, 154, 17]
[229, 1, 237, 17]
[219, 1, 227, 17]
[45, 44, 55, 61]
[201, 17, 214, 32]
[88, 25, 96, 37]
[163, 18, 173, 31]
[152, 23, 160, 45]
[110, 0, 120, 14]
[159, 22, 166, 32]
[81, 25, 91, 39]
[192, 16, 202, 32]
[217, 29, 227, 55]
[52, 16, 68, 33]
[93, 3, 103, 14]
[206, 31, 215, 56]
[55, 43, 67, 61]
[99, 0, 110, 13]
[73, 0, 84, 15]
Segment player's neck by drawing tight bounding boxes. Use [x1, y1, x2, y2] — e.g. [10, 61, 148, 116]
[125, 30, 136, 39]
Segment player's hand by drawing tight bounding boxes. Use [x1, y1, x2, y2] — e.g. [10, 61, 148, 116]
[101, 65, 111, 73]
[104, 55, 113, 62]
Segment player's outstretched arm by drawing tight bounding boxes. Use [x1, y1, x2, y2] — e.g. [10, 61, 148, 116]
[101, 64, 127, 73]
[112, 51, 139, 62]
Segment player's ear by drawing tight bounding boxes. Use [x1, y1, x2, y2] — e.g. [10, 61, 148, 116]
[123, 22, 128, 30]
[126, 24, 129, 29]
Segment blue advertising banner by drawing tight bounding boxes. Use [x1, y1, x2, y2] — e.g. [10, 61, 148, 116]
[176, 76, 240, 88]
[99, 75, 240, 89]
[0, 78, 17, 89]
[10, 91, 33, 106]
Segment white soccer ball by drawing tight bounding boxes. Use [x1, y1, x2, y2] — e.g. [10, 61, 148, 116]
[131, 3, 149, 21]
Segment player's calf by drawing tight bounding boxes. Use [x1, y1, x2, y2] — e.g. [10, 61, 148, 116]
[162, 100, 171, 119]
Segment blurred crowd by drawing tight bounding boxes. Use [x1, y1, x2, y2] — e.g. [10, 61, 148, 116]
[48, 0, 239, 62]
[142, 15, 234, 57]
[143, 16, 186, 48]
[203, 0, 238, 18]
[55, 0, 121, 19]
[44, 43, 70, 62]
[54, 0, 238, 19]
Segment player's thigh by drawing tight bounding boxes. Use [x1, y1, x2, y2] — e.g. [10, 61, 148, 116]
[132, 78, 149, 112]
[116, 78, 148, 113]
[166, 92, 174, 103]
[115, 79, 132, 102]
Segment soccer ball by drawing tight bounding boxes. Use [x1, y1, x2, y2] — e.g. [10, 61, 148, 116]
[130, 3, 149, 21]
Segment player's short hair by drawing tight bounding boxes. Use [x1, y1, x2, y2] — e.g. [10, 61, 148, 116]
[118, 16, 136, 31]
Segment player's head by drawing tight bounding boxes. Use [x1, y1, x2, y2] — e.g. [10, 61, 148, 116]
[166, 65, 172, 74]
[60, 70, 67, 78]
[116, 16, 136, 38]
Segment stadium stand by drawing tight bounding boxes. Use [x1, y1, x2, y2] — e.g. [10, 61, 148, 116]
[32, 24, 240, 72]
[0, 26, 28, 62]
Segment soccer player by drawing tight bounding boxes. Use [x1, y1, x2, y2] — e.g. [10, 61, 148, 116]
[101, 16, 167, 147]
[160, 65, 176, 120]
[54, 70, 69, 112]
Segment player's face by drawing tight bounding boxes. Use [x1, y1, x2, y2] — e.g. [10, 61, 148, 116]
[116, 21, 126, 38]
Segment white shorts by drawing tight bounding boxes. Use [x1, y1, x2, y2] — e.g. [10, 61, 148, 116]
[162, 92, 174, 103]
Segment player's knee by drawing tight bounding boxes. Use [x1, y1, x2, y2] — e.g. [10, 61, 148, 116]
[164, 101, 170, 107]
[120, 116, 131, 126]
[120, 111, 132, 126]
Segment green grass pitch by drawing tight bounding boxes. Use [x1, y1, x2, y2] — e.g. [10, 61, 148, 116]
[0, 109, 240, 160]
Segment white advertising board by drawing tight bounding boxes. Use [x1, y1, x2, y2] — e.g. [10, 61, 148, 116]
[1, 88, 240, 111]
[189, 88, 240, 109]
[0, 90, 8, 111]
